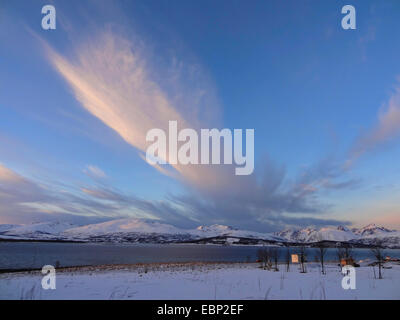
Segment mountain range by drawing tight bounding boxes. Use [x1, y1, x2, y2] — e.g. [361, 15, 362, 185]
[0, 219, 399, 248]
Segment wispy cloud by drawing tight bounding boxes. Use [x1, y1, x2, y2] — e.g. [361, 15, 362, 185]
[347, 84, 400, 166]
[45, 31, 229, 189]
[84, 165, 107, 179]
[39, 25, 354, 231]
[0, 163, 26, 183]
[0, 163, 118, 224]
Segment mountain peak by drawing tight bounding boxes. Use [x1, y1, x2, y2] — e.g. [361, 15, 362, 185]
[64, 218, 188, 235]
[196, 225, 235, 232]
[362, 223, 377, 229]
[354, 223, 393, 236]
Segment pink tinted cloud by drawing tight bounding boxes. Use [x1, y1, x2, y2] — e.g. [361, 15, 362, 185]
[348, 85, 400, 166]
[45, 31, 238, 192]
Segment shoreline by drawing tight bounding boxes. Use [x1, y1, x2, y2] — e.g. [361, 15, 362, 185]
[1, 237, 398, 249]
[0, 261, 248, 275]
[0, 259, 387, 275]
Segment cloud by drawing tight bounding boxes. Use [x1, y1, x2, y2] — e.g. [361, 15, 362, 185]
[45, 31, 233, 190]
[296, 157, 361, 193]
[2, 2, 388, 231]
[80, 175, 350, 232]
[0, 145, 352, 231]
[0, 162, 192, 226]
[163, 157, 354, 231]
[0, 163, 24, 183]
[0, 163, 49, 204]
[0, 163, 123, 224]
[84, 165, 107, 179]
[0, 163, 57, 223]
[348, 85, 400, 165]
[79, 155, 355, 231]
[42, 31, 259, 191]
[81, 185, 197, 228]
[47, 33, 189, 153]
[37, 22, 357, 231]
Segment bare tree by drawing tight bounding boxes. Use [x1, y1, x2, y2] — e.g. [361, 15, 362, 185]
[257, 248, 266, 269]
[344, 245, 353, 261]
[257, 247, 272, 270]
[284, 246, 290, 272]
[299, 246, 307, 273]
[271, 247, 280, 271]
[315, 244, 328, 274]
[314, 236, 328, 274]
[370, 241, 385, 279]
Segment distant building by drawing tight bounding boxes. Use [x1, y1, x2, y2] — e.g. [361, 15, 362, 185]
[385, 256, 400, 262]
[291, 254, 299, 263]
[340, 258, 355, 266]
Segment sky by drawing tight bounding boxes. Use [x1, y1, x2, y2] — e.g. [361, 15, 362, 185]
[0, 0, 400, 232]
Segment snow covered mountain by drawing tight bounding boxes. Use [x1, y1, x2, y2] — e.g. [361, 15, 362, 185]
[1, 221, 78, 240]
[274, 224, 400, 248]
[62, 220, 281, 243]
[0, 219, 399, 247]
[63, 219, 193, 243]
[0, 224, 20, 233]
[349, 224, 400, 248]
[65, 218, 189, 236]
[0, 219, 281, 243]
[274, 225, 357, 243]
[191, 224, 281, 241]
[352, 223, 394, 237]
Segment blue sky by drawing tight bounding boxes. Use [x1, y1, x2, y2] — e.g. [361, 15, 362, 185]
[1, 0, 400, 231]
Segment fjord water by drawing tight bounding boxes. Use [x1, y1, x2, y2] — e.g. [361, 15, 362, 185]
[1, 242, 400, 271]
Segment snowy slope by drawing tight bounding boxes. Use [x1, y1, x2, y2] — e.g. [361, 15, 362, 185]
[61, 218, 195, 243]
[307, 226, 358, 242]
[3, 222, 77, 238]
[0, 219, 281, 243]
[350, 224, 400, 248]
[0, 219, 399, 247]
[277, 226, 356, 242]
[2, 263, 400, 300]
[191, 224, 281, 240]
[63, 220, 281, 243]
[0, 224, 20, 233]
[274, 227, 318, 242]
[352, 223, 394, 237]
[274, 224, 400, 247]
[64, 218, 189, 236]
[275, 225, 358, 242]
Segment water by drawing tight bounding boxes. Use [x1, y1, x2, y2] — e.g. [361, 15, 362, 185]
[1, 242, 399, 271]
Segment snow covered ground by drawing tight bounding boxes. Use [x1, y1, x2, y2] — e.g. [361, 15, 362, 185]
[1, 262, 399, 300]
